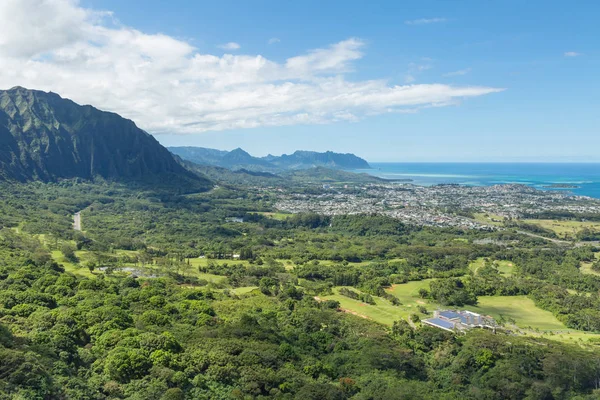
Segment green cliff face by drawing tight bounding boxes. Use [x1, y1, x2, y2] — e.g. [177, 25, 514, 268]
[0, 87, 210, 189]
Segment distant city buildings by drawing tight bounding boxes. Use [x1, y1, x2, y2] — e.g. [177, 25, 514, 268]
[272, 183, 600, 229]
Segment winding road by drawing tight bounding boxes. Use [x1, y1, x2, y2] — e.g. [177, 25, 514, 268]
[73, 212, 82, 231]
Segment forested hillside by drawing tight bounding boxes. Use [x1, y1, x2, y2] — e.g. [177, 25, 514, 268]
[169, 146, 371, 172]
[0, 88, 210, 190]
[2, 181, 600, 399]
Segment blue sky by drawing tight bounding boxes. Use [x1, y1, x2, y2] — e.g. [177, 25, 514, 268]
[3, 0, 599, 161]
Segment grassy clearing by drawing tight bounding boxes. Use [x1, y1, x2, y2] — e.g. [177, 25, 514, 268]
[580, 253, 600, 276]
[469, 258, 515, 276]
[250, 212, 293, 221]
[387, 280, 433, 305]
[465, 296, 600, 343]
[230, 286, 259, 295]
[473, 213, 506, 227]
[322, 288, 413, 325]
[196, 273, 228, 284]
[322, 281, 600, 344]
[186, 257, 250, 268]
[580, 262, 600, 276]
[50, 250, 95, 278]
[465, 296, 564, 330]
[320, 281, 437, 326]
[525, 219, 600, 239]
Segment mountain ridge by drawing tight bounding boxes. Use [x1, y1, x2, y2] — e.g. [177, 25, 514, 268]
[169, 146, 371, 172]
[0, 87, 210, 190]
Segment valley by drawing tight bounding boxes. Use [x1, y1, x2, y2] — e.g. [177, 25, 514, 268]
[2, 89, 600, 399]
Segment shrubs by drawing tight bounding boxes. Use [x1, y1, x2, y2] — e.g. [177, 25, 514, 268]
[429, 278, 477, 306]
[339, 287, 375, 305]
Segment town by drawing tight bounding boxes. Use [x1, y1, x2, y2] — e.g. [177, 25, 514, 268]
[273, 183, 600, 229]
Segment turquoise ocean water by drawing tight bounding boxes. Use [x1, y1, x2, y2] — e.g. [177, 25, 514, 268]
[355, 163, 600, 199]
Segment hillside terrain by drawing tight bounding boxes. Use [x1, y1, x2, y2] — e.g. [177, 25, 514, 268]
[184, 162, 389, 187]
[2, 89, 600, 399]
[2, 179, 600, 399]
[169, 146, 371, 172]
[0, 87, 210, 190]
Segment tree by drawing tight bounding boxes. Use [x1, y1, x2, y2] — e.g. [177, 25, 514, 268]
[429, 278, 477, 306]
[104, 348, 153, 383]
[86, 262, 96, 274]
[61, 244, 78, 263]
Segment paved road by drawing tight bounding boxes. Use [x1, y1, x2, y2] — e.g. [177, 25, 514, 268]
[73, 212, 82, 231]
[516, 230, 572, 245]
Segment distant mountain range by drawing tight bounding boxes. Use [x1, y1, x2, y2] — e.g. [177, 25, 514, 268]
[0, 87, 210, 190]
[183, 162, 388, 187]
[0, 87, 373, 190]
[169, 146, 371, 172]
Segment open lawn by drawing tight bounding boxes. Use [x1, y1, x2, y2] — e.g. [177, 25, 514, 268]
[473, 213, 506, 227]
[580, 262, 600, 276]
[580, 253, 600, 276]
[465, 296, 600, 343]
[322, 288, 413, 325]
[197, 273, 228, 284]
[230, 286, 259, 295]
[469, 258, 515, 276]
[323, 281, 600, 344]
[187, 257, 250, 268]
[465, 296, 564, 330]
[320, 280, 437, 326]
[387, 279, 434, 304]
[250, 212, 293, 221]
[525, 219, 600, 239]
[51, 250, 95, 278]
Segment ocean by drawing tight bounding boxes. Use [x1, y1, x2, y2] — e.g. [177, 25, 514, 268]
[355, 163, 600, 199]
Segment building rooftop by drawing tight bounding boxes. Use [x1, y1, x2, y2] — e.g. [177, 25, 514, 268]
[424, 317, 456, 331]
[423, 309, 497, 332]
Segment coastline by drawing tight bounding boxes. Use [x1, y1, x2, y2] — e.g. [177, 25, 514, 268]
[353, 162, 600, 199]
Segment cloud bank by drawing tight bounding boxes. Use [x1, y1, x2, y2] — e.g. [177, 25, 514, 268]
[218, 42, 241, 50]
[443, 68, 472, 77]
[405, 17, 447, 25]
[0, 0, 503, 134]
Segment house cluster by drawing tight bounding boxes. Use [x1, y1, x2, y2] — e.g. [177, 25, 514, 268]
[423, 310, 497, 332]
[272, 183, 600, 229]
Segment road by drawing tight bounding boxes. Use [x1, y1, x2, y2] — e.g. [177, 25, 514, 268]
[73, 212, 82, 231]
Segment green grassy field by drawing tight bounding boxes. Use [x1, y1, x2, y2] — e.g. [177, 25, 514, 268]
[321, 281, 600, 343]
[321, 289, 413, 325]
[230, 286, 259, 295]
[465, 296, 564, 330]
[187, 257, 250, 268]
[524, 219, 600, 239]
[469, 258, 515, 276]
[580, 262, 600, 276]
[250, 212, 293, 221]
[197, 272, 228, 284]
[320, 281, 436, 325]
[473, 213, 506, 227]
[580, 253, 600, 276]
[51, 250, 95, 278]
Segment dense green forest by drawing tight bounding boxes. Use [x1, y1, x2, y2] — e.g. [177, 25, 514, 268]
[2, 181, 600, 399]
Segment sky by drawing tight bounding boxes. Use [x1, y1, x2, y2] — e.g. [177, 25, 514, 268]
[0, 0, 598, 162]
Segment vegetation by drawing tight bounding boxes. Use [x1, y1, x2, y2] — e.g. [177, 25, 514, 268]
[3, 178, 600, 399]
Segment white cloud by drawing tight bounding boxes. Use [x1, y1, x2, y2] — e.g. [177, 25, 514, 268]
[404, 62, 432, 83]
[268, 38, 280, 45]
[218, 42, 241, 50]
[564, 51, 582, 57]
[0, 0, 503, 134]
[443, 68, 472, 77]
[405, 17, 447, 25]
